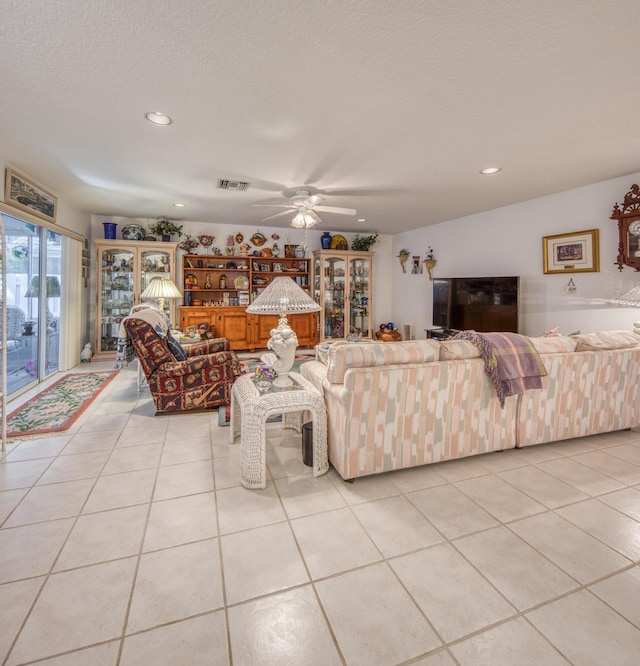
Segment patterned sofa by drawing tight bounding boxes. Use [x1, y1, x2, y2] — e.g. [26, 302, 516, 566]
[301, 331, 640, 480]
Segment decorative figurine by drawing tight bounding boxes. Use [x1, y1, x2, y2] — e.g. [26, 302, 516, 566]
[80, 343, 93, 362]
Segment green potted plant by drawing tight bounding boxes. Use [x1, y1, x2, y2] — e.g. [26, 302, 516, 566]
[398, 248, 410, 273]
[351, 233, 379, 252]
[148, 218, 183, 241]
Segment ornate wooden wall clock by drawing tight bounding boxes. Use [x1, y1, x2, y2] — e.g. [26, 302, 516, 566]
[611, 184, 640, 271]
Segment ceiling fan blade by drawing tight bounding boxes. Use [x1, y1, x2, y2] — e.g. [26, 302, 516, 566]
[314, 205, 357, 216]
[251, 203, 295, 208]
[261, 209, 296, 222]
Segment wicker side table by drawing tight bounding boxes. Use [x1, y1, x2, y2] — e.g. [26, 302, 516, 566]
[230, 371, 328, 489]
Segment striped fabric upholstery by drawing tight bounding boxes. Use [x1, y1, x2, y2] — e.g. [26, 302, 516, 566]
[304, 357, 517, 480]
[303, 333, 640, 480]
[517, 347, 640, 446]
[439, 340, 481, 360]
[326, 339, 440, 383]
[571, 330, 640, 352]
[529, 336, 578, 354]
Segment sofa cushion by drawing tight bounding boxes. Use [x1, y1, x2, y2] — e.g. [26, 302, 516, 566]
[572, 330, 640, 352]
[166, 334, 188, 361]
[326, 339, 440, 383]
[529, 336, 578, 354]
[439, 340, 481, 360]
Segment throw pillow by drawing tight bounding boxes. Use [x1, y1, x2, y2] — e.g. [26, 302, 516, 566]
[166, 334, 188, 361]
[529, 336, 578, 354]
[439, 340, 480, 360]
[572, 330, 640, 352]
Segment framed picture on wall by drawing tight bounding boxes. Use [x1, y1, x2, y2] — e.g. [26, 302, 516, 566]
[5, 169, 57, 222]
[542, 229, 600, 274]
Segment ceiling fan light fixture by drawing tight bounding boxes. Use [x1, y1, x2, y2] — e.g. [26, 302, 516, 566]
[145, 111, 173, 126]
[304, 213, 316, 227]
[292, 212, 306, 228]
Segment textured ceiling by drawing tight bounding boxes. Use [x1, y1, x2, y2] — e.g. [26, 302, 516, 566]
[1, 0, 640, 234]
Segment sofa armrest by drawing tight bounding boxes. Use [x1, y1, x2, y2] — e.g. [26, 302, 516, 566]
[186, 337, 230, 356]
[300, 360, 327, 393]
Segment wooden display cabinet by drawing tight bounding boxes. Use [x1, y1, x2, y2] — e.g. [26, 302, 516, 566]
[312, 250, 374, 341]
[95, 240, 178, 358]
[179, 253, 317, 350]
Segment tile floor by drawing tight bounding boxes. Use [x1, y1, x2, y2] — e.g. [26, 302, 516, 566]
[1, 363, 640, 665]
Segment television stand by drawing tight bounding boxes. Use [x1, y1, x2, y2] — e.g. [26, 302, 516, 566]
[425, 327, 459, 341]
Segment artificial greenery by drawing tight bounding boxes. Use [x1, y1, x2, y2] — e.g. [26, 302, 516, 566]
[148, 218, 183, 237]
[351, 233, 379, 251]
[398, 248, 410, 255]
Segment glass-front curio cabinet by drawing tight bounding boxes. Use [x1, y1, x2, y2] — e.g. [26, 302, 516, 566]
[95, 240, 177, 358]
[313, 250, 374, 341]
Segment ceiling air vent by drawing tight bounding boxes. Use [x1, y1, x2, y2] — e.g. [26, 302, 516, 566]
[217, 179, 250, 191]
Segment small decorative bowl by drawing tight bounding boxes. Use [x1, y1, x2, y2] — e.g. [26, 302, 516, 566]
[255, 380, 273, 393]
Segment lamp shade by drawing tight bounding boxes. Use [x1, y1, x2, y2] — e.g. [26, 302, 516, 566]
[609, 285, 640, 307]
[25, 275, 61, 298]
[246, 277, 320, 388]
[246, 276, 320, 315]
[141, 276, 182, 301]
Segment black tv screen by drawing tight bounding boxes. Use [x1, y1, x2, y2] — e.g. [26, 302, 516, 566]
[433, 276, 519, 333]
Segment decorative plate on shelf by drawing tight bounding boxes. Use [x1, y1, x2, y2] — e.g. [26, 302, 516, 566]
[185, 273, 198, 287]
[234, 275, 249, 289]
[122, 224, 146, 241]
[331, 234, 348, 250]
[251, 232, 267, 246]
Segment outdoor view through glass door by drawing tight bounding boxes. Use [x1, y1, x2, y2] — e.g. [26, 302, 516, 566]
[1, 212, 62, 398]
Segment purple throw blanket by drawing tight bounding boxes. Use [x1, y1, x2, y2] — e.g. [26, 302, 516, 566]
[453, 331, 547, 408]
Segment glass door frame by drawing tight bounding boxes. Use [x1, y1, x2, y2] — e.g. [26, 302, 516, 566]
[1, 211, 63, 399]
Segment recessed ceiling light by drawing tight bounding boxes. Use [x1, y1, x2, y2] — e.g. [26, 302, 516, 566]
[145, 112, 172, 126]
[357, 218, 366, 222]
[480, 166, 501, 175]
[172, 203, 186, 208]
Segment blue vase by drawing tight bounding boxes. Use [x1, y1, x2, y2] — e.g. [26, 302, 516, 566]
[103, 222, 117, 239]
[321, 232, 332, 249]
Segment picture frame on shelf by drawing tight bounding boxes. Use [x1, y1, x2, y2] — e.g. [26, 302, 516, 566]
[5, 168, 57, 222]
[273, 262, 282, 272]
[542, 229, 600, 274]
[284, 244, 298, 258]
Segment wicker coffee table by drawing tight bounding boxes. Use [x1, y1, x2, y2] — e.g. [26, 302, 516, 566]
[230, 371, 328, 489]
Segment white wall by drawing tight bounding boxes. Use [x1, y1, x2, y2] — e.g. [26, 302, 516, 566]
[392, 172, 640, 337]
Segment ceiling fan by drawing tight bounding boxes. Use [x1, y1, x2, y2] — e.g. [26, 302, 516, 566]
[253, 189, 357, 227]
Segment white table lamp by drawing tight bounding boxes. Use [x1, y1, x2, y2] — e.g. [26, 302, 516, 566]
[141, 276, 182, 312]
[246, 276, 320, 387]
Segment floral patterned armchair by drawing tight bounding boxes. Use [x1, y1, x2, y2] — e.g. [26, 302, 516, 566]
[123, 318, 242, 413]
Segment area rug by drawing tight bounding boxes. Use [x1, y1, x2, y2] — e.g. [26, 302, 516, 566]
[6, 371, 119, 438]
[218, 356, 311, 427]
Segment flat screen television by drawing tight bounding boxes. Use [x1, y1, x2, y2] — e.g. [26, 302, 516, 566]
[433, 276, 519, 333]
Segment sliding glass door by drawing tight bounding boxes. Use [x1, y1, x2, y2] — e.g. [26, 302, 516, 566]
[1, 212, 62, 397]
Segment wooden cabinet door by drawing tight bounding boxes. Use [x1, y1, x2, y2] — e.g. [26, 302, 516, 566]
[289, 313, 319, 347]
[250, 314, 281, 349]
[178, 307, 217, 332]
[217, 308, 251, 350]
[251, 313, 318, 349]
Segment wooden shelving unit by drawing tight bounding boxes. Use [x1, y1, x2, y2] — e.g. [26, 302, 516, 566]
[179, 253, 316, 351]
